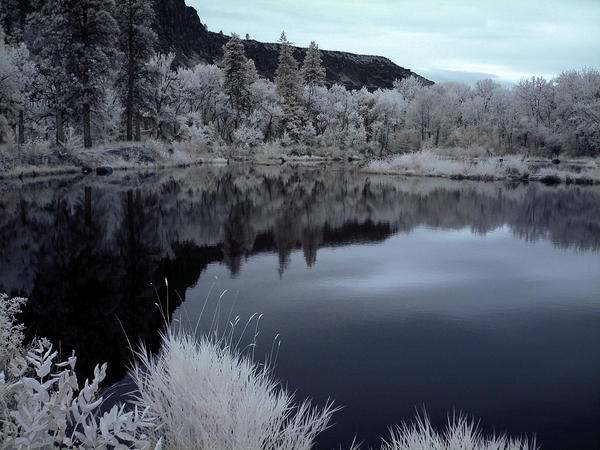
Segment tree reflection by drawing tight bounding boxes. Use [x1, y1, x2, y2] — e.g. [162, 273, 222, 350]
[0, 166, 599, 383]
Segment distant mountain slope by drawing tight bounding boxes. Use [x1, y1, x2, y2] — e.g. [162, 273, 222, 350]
[153, 0, 432, 90]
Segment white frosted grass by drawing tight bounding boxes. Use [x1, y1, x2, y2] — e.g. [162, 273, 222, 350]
[365, 150, 529, 179]
[381, 412, 536, 450]
[130, 329, 337, 450]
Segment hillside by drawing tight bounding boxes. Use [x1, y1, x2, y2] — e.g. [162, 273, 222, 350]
[153, 0, 432, 89]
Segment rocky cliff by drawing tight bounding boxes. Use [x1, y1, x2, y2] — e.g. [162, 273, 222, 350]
[153, 0, 432, 90]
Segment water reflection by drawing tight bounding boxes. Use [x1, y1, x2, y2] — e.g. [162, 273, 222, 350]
[0, 165, 599, 385]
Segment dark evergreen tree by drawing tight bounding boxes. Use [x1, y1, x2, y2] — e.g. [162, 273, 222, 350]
[275, 32, 303, 139]
[115, 0, 156, 141]
[222, 34, 253, 118]
[301, 41, 325, 88]
[63, 0, 118, 148]
[26, 0, 72, 145]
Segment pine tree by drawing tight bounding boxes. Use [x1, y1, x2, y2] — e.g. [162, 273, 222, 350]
[222, 34, 253, 119]
[275, 32, 303, 139]
[275, 32, 302, 105]
[63, 0, 118, 148]
[26, 0, 72, 145]
[115, 0, 157, 141]
[245, 59, 258, 86]
[301, 41, 325, 87]
[301, 40, 326, 121]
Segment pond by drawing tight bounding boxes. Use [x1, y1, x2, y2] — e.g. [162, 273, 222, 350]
[1, 165, 599, 449]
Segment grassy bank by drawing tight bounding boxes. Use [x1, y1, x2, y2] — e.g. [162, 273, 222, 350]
[363, 150, 600, 185]
[2, 139, 597, 187]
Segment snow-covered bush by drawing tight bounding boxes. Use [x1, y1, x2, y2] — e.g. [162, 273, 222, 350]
[233, 123, 263, 147]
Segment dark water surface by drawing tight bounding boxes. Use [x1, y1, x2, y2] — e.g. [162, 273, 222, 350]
[1, 165, 599, 449]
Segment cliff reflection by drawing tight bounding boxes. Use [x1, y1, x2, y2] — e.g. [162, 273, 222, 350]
[0, 165, 598, 383]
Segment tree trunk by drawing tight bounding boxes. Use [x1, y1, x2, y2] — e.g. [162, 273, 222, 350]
[18, 110, 24, 144]
[84, 186, 92, 226]
[125, 2, 135, 141]
[83, 103, 92, 148]
[126, 94, 134, 141]
[134, 113, 141, 141]
[56, 109, 64, 145]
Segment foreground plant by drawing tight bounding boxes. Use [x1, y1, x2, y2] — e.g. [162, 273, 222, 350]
[381, 412, 536, 450]
[0, 294, 157, 449]
[131, 329, 337, 449]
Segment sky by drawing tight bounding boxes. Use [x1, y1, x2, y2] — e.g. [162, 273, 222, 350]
[187, 0, 600, 85]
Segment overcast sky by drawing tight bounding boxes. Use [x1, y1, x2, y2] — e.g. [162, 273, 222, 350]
[188, 0, 600, 85]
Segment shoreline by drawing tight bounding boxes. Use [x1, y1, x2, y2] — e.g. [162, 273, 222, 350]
[1, 143, 598, 186]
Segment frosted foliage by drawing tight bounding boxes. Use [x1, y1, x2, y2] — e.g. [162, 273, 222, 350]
[0, 31, 33, 143]
[145, 53, 181, 139]
[381, 413, 535, 450]
[0, 293, 26, 367]
[312, 84, 366, 147]
[131, 330, 337, 450]
[0, 294, 157, 449]
[233, 123, 263, 146]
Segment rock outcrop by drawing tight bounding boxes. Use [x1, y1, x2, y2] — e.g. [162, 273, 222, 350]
[152, 0, 432, 90]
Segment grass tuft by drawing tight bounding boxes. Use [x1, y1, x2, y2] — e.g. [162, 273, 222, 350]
[130, 328, 337, 449]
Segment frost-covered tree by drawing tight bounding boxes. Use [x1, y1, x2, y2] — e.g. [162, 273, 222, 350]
[312, 84, 365, 148]
[0, 26, 34, 144]
[553, 68, 600, 155]
[275, 32, 303, 139]
[393, 75, 425, 103]
[222, 34, 253, 120]
[146, 53, 181, 139]
[250, 79, 284, 142]
[115, 0, 157, 141]
[62, 0, 118, 148]
[514, 76, 555, 151]
[370, 89, 407, 154]
[178, 63, 225, 125]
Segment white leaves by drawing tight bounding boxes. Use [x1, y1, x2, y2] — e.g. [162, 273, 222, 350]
[0, 294, 26, 367]
[0, 294, 156, 448]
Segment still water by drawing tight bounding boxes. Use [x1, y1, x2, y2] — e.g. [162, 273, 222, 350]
[1, 165, 599, 449]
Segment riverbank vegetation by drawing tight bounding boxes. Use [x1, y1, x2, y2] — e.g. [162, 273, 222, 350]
[1, 1, 599, 178]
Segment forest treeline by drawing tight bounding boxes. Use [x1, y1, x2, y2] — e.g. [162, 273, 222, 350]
[0, 0, 598, 157]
